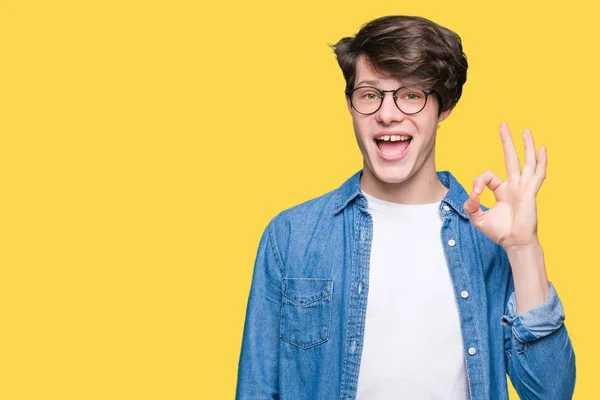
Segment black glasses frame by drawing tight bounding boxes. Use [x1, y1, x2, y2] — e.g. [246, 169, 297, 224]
[345, 86, 436, 115]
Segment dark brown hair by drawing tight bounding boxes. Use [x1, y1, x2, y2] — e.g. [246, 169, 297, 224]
[332, 16, 468, 112]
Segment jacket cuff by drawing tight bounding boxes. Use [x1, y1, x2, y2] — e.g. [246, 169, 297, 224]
[501, 282, 565, 344]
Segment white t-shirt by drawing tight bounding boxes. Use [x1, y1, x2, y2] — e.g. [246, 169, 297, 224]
[356, 191, 470, 400]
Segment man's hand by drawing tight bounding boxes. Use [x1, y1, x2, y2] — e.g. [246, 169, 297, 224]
[463, 122, 547, 250]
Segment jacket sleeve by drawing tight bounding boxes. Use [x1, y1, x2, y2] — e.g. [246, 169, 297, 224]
[236, 222, 283, 399]
[502, 276, 576, 399]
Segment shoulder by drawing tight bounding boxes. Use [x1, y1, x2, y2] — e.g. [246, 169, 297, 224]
[262, 172, 361, 263]
[267, 170, 361, 234]
[268, 187, 339, 237]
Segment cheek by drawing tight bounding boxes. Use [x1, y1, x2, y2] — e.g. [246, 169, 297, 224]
[352, 114, 373, 133]
[416, 116, 439, 137]
[351, 120, 371, 152]
[351, 118, 365, 139]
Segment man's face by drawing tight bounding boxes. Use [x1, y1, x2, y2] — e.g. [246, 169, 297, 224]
[347, 57, 451, 190]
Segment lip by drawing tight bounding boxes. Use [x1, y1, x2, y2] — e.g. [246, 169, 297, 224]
[373, 132, 412, 162]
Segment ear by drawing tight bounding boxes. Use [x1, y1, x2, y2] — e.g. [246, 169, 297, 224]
[438, 108, 452, 123]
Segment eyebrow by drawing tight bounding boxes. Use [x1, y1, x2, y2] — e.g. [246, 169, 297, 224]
[355, 79, 379, 87]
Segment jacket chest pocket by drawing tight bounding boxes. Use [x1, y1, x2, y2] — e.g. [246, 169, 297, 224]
[280, 278, 334, 349]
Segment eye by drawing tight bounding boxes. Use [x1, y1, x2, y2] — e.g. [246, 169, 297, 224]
[353, 87, 382, 103]
[357, 90, 380, 101]
[400, 90, 424, 101]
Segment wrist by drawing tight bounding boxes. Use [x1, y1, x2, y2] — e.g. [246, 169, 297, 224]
[503, 238, 549, 313]
[502, 238, 542, 256]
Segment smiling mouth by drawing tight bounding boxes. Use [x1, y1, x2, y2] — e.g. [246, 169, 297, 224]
[375, 134, 412, 156]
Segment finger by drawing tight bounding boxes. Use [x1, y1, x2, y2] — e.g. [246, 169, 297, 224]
[499, 122, 521, 180]
[463, 191, 485, 227]
[533, 145, 547, 191]
[522, 128, 537, 178]
[473, 170, 503, 194]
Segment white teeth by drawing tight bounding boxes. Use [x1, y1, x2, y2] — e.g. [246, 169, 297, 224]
[377, 135, 410, 141]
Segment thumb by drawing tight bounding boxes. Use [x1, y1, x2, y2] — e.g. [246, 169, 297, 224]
[463, 191, 485, 226]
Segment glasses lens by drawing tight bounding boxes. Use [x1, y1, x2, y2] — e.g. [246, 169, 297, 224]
[351, 87, 382, 114]
[395, 87, 427, 114]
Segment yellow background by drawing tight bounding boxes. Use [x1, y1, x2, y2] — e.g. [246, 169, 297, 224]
[1, 0, 597, 398]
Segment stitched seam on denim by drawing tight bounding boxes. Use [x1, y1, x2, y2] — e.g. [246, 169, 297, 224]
[282, 279, 333, 306]
[512, 319, 538, 343]
[283, 293, 333, 307]
[501, 257, 517, 376]
[339, 208, 358, 399]
[283, 278, 333, 280]
[352, 211, 372, 396]
[439, 172, 469, 220]
[269, 222, 287, 368]
[456, 220, 489, 399]
[267, 223, 284, 276]
[512, 326, 527, 343]
[516, 319, 542, 341]
[443, 216, 481, 397]
[326, 280, 334, 345]
[333, 171, 361, 215]
[279, 293, 333, 349]
[469, 226, 492, 398]
[515, 342, 528, 355]
[279, 280, 285, 348]
[339, 206, 365, 400]
[280, 336, 328, 350]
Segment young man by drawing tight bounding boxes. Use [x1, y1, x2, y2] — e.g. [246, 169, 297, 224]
[236, 15, 575, 399]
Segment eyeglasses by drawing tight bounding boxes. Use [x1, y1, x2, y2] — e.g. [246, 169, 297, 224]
[345, 86, 435, 115]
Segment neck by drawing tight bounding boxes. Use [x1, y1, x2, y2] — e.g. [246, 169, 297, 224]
[360, 163, 448, 205]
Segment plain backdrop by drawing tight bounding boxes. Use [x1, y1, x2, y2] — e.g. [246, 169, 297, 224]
[0, 1, 597, 398]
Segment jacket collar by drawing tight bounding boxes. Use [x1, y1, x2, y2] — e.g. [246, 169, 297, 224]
[333, 170, 470, 219]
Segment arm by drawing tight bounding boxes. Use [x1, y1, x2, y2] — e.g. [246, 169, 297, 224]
[501, 274, 575, 399]
[236, 222, 283, 400]
[464, 123, 576, 398]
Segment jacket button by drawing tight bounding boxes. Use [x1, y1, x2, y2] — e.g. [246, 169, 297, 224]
[443, 205, 450, 211]
[448, 239, 456, 247]
[468, 347, 476, 355]
[461, 291, 469, 299]
[351, 341, 357, 353]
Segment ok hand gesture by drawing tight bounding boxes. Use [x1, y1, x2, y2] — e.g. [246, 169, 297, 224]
[463, 123, 547, 250]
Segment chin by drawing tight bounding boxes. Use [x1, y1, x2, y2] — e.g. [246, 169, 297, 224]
[377, 173, 411, 185]
[369, 164, 414, 185]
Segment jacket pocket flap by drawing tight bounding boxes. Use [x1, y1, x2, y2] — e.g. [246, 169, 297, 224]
[283, 278, 333, 306]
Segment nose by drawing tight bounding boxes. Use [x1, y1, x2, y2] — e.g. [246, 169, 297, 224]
[375, 93, 404, 125]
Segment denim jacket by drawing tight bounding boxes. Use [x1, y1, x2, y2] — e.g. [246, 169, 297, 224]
[237, 171, 576, 399]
